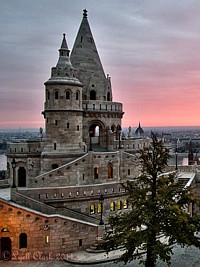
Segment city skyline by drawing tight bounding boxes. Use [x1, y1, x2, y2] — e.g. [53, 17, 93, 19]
[1, 0, 200, 128]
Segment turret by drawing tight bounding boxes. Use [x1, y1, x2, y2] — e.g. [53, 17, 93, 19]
[41, 34, 85, 171]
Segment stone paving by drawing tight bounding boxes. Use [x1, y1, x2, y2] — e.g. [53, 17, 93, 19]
[0, 244, 200, 266]
[0, 188, 10, 201]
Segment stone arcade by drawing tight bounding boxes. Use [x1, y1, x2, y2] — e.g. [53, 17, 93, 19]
[1, 10, 151, 260]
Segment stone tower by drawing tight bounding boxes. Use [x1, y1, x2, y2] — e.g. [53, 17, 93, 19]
[71, 9, 124, 151]
[42, 34, 86, 171]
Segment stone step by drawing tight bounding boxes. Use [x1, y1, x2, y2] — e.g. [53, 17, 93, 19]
[0, 179, 9, 188]
[85, 247, 105, 253]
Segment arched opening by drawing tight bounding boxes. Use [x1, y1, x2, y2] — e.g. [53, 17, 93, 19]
[111, 125, 115, 133]
[1, 237, 11, 260]
[110, 202, 115, 211]
[87, 121, 108, 151]
[107, 92, 110, 101]
[123, 200, 128, 209]
[19, 233, 27, 249]
[1, 228, 9, 233]
[18, 167, 26, 187]
[76, 91, 79, 100]
[54, 90, 59, 99]
[90, 204, 95, 215]
[94, 167, 98, 179]
[66, 90, 70, 100]
[117, 200, 122, 210]
[89, 124, 100, 146]
[97, 203, 102, 214]
[90, 90, 96, 100]
[108, 161, 113, 178]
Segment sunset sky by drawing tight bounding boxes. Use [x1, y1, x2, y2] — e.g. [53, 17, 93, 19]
[1, 0, 200, 129]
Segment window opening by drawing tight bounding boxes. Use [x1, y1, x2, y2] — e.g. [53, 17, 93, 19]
[110, 202, 115, 211]
[54, 90, 59, 99]
[117, 200, 122, 210]
[90, 90, 96, 100]
[19, 233, 27, 249]
[76, 91, 79, 100]
[97, 203, 102, 214]
[66, 91, 70, 99]
[94, 167, 98, 179]
[90, 204, 95, 214]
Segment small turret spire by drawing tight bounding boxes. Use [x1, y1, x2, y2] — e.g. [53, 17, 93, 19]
[59, 33, 70, 57]
[83, 9, 88, 18]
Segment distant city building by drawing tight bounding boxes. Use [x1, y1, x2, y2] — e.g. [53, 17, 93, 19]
[135, 122, 144, 137]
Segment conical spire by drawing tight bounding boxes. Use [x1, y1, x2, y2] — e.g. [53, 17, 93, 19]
[59, 33, 69, 53]
[71, 9, 112, 101]
[56, 33, 70, 67]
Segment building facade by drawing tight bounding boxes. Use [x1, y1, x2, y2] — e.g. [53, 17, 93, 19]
[2, 10, 151, 260]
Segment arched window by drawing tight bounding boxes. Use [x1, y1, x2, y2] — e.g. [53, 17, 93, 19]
[97, 203, 102, 214]
[111, 125, 115, 132]
[117, 200, 122, 210]
[66, 90, 70, 100]
[90, 90, 96, 100]
[90, 204, 95, 214]
[54, 90, 59, 99]
[123, 200, 128, 209]
[107, 92, 110, 101]
[1, 228, 9, 232]
[110, 202, 115, 211]
[108, 163, 113, 179]
[45, 236, 49, 244]
[94, 167, 98, 179]
[47, 91, 50, 100]
[19, 233, 27, 249]
[76, 91, 79, 100]
[128, 169, 131, 176]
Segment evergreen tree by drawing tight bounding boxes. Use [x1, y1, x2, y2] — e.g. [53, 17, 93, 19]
[103, 133, 200, 267]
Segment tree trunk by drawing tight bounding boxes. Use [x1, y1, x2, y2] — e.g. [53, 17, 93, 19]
[145, 247, 155, 267]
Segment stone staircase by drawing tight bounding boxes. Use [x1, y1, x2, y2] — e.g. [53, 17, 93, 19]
[85, 242, 105, 253]
[177, 178, 190, 189]
[0, 179, 9, 188]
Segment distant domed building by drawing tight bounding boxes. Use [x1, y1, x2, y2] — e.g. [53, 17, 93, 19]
[135, 122, 144, 137]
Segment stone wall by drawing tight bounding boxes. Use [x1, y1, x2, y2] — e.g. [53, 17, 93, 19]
[0, 199, 100, 260]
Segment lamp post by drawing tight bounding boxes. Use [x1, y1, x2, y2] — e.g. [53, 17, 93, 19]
[99, 194, 104, 225]
[11, 158, 16, 188]
[175, 148, 178, 171]
[117, 125, 122, 149]
[89, 129, 93, 151]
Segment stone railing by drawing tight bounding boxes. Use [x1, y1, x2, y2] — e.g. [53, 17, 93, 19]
[83, 100, 123, 112]
[11, 190, 99, 225]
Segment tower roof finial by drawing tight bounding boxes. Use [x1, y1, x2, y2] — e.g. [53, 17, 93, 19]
[60, 33, 68, 49]
[83, 9, 88, 18]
